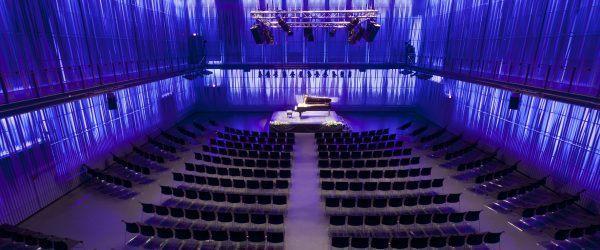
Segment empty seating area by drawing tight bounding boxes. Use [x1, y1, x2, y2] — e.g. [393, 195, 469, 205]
[316, 128, 505, 249]
[122, 123, 291, 249]
[411, 122, 600, 249]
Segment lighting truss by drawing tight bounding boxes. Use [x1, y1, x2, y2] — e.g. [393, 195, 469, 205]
[250, 9, 379, 28]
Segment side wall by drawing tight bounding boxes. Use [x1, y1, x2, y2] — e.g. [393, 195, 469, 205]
[416, 78, 600, 208]
[0, 76, 200, 224]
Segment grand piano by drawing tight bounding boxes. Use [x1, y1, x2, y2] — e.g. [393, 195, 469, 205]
[294, 95, 333, 117]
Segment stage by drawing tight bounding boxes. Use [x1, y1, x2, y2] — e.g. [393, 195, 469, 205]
[269, 111, 347, 133]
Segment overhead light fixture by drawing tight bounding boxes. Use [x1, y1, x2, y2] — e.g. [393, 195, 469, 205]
[250, 22, 274, 44]
[346, 18, 360, 31]
[277, 16, 293, 36]
[348, 26, 365, 44]
[304, 27, 314, 42]
[329, 28, 337, 37]
[250, 24, 265, 44]
[363, 20, 380, 42]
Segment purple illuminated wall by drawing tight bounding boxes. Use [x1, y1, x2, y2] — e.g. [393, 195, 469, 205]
[195, 69, 416, 110]
[0, 76, 198, 224]
[417, 78, 600, 206]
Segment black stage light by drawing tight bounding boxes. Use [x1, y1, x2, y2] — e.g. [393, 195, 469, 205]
[346, 18, 360, 31]
[263, 27, 275, 44]
[304, 27, 314, 42]
[107, 92, 118, 110]
[277, 16, 293, 36]
[416, 73, 433, 80]
[250, 24, 265, 44]
[329, 28, 337, 37]
[509, 92, 521, 110]
[364, 20, 380, 42]
[348, 26, 365, 44]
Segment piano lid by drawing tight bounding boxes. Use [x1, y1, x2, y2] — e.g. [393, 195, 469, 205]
[296, 95, 339, 103]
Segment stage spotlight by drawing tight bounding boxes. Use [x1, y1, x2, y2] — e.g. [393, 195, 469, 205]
[263, 27, 275, 44]
[348, 26, 365, 44]
[250, 24, 265, 44]
[277, 16, 293, 36]
[258, 71, 262, 78]
[304, 27, 314, 42]
[329, 28, 337, 37]
[346, 18, 360, 31]
[364, 20, 380, 42]
[415, 73, 433, 80]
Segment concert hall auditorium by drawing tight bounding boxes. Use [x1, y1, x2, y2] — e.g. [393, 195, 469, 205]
[0, 0, 598, 249]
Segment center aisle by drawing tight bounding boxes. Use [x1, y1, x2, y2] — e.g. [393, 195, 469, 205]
[285, 133, 329, 250]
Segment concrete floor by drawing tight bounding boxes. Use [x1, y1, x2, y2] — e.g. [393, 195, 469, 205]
[18, 111, 547, 249]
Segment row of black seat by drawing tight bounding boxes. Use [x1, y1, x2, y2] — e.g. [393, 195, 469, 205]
[456, 154, 497, 171]
[224, 127, 294, 138]
[553, 224, 600, 241]
[195, 153, 292, 168]
[149, 138, 177, 153]
[315, 129, 390, 139]
[0, 224, 81, 250]
[133, 146, 165, 163]
[86, 167, 133, 188]
[113, 155, 151, 175]
[319, 168, 431, 179]
[318, 157, 421, 169]
[318, 149, 412, 159]
[331, 232, 502, 249]
[140, 203, 284, 225]
[410, 125, 429, 136]
[431, 135, 462, 151]
[184, 163, 291, 179]
[519, 196, 579, 218]
[321, 179, 444, 192]
[202, 145, 292, 159]
[324, 193, 461, 208]
[173, 172, 289, 190]
[192, 122, 207, 132]
[444, 144, 477, 160]
[177, 126, 197, 139]
[329, 210, 481, 227]
[317, 141, 404, 151]
[161, 131, 186, 145]
[124, 222, 284, 244]
[160, 186, 287, 205]
[316, 134, 397, 145]
[495, 178, 546, 200]
[216, 133, 294, 144]
[419, 128, 446, 143]
[474, 164, 517, 184]
[210, 139, 293, 152]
